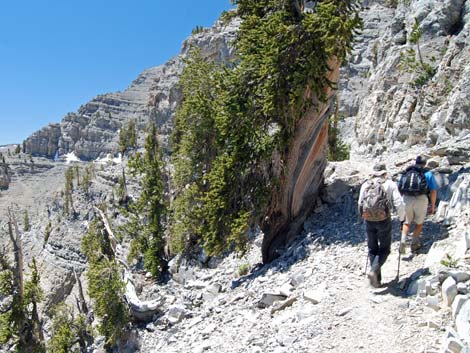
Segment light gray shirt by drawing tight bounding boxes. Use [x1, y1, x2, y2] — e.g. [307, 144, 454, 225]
[358, 177, 406, 221]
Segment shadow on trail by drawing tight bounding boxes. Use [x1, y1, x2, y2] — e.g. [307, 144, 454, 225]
[233, 169, 455, 290]
[232, 191, 370, 289]
[375, 267, 432, 298]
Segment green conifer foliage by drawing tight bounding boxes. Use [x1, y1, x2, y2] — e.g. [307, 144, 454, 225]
[399, 18, 436, 86]
[49, 304, 92, 353]
[170, 1, 361, 256]
[44, 221, 52, 246]
[0, 256, 45, 353]
[23, 210, 31, 232]
[0, 264, 14, 344]
[81, 164, 94, 195]
[64, 167, 75, 216]
[126, 123, 167, 279]
[81, 219, 127, 350]
[118, 120, 137, 155]
[49, 306, 75, 353]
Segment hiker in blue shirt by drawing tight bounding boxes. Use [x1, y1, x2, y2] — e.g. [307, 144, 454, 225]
[399, 156, 438, 253]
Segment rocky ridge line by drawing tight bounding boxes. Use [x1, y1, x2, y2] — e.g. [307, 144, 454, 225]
[23, 17, 239, 160]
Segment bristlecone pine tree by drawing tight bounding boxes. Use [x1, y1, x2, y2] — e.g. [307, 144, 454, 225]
[170, 0, 361, 258]
[126, 123, 167, 279]
[0, 210, 45, 352]
[48, 303, 92, 353]
[81, 218, 127, 351]
[64, 167, 75, 217]
[118, 120, 137, 156]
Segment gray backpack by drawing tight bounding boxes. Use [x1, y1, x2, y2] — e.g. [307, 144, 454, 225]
[360, 178, 390, 222]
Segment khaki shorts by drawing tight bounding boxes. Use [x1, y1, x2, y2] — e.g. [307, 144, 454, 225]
[404, 194, 428, 225]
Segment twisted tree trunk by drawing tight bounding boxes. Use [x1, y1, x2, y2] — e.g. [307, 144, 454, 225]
[261, 58, 340, 263]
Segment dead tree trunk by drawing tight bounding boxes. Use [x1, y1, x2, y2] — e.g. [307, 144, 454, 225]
[7, 208, 45, 351]
[8, 208, 24, 299]
[94, 207, 162, 321]
[74, 269, 88, 315]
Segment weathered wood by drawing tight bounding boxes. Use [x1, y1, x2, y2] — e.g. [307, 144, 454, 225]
[261, 58, 340, 263]
[7, 208, 45, 351]
[73, 269, 88, 315]
[8, 208, 24, 298]
[94, 206, 161, 321]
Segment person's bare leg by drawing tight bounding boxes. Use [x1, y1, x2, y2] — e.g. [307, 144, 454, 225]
[413, 223, 423, 238]
[402, 223, 410, 235]
[400, 223, 411, 254]
[411, 223, 423, 252]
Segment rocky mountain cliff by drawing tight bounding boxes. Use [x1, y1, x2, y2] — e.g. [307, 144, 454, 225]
[2, 1, 470, 352]
[23, 18, 239, 160]
[24, 0, 470, 164]
[339, 0, 470, 159]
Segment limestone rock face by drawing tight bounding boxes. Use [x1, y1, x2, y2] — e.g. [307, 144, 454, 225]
[339, 0, 470, 156]
[23, 123, 62, 158]
[23, 18, 239, 160]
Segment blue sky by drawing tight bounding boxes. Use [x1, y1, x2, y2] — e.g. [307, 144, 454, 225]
[0, 1, 233, 145]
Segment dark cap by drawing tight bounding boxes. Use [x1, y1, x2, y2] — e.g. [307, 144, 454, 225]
[373, 163, 386, 172]
[416, 156, 426, 165]
[372, 163, 387, 176]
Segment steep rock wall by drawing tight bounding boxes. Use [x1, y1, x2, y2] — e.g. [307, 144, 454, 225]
[339, 0, 470, 156]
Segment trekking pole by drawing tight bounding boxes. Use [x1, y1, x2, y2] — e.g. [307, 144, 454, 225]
[361, 219, 369, 276]
[396, 220, 404, 282]
[396, 241, 402, 282]
[364, 250, 369, 275]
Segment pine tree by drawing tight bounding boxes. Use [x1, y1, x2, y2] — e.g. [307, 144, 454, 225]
[81, 165, 94, 195]
[126, 123, 167, 279]
[44, 221, 52, 246]
[23, 210, 31, 232]
[64, 167, 75, 216]
[399, 18, 436, 86]
[23, 258, 45, 352]
[0, 213, 45, 352]
[327, 97, 350, 161]
[74, 165, 80, 186]
[118, 120, 137, 156]
[48, 303, 92, 353]
[116, 168, 128, 206]
[81, 219, 127, 351]
[170, 1, 361, 256]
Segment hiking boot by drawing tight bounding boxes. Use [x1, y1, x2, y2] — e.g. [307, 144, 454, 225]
[411, 238, 422, 253]
[368, 270, 380, 288]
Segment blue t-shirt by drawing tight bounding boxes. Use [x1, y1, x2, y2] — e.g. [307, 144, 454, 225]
[425, 171, 438, 191]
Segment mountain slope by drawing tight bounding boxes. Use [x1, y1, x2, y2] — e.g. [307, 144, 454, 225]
[23, 18, 239, 160]
[339, 0, 470, 157]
